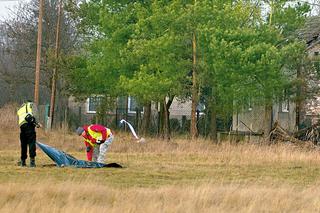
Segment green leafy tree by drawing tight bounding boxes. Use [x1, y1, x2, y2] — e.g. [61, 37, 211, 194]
[119, 1, 192, 139]
[64, 0, 311, 141]
[63, 1, 142, 120]
[260, 0, 310, 136]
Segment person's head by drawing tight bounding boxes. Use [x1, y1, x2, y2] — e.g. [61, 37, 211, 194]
[19, 100, 36, 113]
[76, 127, 84, 136]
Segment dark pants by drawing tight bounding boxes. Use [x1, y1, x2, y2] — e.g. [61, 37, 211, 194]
[20, 123, 36, 161]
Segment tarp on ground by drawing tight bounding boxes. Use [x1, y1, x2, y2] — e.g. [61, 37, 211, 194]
[36, 142, 122, 168]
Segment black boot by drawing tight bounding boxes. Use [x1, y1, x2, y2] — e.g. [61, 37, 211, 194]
[18, 159, 26, 167]
[30, 158, 36, 167]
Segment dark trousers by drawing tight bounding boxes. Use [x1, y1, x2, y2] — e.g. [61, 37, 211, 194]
[20, 124, 36, 161]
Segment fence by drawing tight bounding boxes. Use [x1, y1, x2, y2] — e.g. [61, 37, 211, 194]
[62, 106, 232, 137]
[1, 102, 303, 143]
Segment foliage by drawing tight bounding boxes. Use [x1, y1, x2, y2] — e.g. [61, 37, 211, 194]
[64, 0, 312, 135]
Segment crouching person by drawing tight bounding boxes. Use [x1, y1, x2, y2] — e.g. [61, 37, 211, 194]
[17, 101, 41, 167]
[76, 124, 114, 164]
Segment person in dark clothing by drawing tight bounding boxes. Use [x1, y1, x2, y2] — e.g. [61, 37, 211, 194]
[17, 101, 40, 167]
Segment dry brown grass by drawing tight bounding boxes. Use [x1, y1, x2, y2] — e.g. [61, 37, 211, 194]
[2, 104, 320, 212]
[0, 103, 19, 129]
[1, 180, 320, 213]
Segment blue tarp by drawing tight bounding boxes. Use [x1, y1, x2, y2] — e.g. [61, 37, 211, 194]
[36, 142, 122, 168]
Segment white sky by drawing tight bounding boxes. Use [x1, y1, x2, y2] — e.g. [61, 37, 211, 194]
[0, 0, 26, 21]
[0, 0, 318, 21]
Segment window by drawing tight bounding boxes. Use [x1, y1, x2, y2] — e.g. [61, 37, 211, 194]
[128, 96, 143, 113]
[86, 96, 103, 113]
[196, 103, 206, 112]
[116, 97, 127, 113]
[281, 100, 289, 112]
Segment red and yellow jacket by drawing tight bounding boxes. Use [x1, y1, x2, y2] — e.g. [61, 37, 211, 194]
[82, 124, 112, 147]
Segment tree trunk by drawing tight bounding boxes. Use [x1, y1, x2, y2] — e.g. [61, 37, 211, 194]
[159, 101, 164, 138]
[191, 32, 198, 139]
[165, 95, 174, 140]
[135, 107, 141, 135]
[49, 0, 62, 129]
[159, 96, 173, 141]
[295, 64, 304, 130]
[209, 99, 217, 142]
[124, 96, 128, 132]
[264, 102, 273, 141]
[296, 95, 301, 131]
[141, 101, 151, 135]
[163, 98, 170, 141]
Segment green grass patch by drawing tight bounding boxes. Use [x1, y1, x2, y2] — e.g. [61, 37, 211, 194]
[1, 149, 320, 188]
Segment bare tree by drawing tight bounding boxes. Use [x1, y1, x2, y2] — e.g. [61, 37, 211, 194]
[0, 0, 78, 105]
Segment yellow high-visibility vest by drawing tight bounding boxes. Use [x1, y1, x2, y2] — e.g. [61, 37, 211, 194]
[87, 126, 112, 146]
[84, 138, 94, 147]
[17, 102, 33, 126]
[107, 128, 111, 137]
[88, 127, 102, 141]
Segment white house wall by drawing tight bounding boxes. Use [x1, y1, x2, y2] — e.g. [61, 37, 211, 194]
[169, 99, 192, 119]
[232, 102, 296, 133]
[272, 102, 296, 132]
[233, 105, 266, 133]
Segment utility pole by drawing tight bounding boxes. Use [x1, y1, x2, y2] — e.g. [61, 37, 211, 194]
[34, 0, 44, 105]
[48, 0, 62, 129]
[191, 31, 198, 139]
[190, 0, 198, 139]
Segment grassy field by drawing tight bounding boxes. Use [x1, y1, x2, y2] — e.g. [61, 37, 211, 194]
[2, 105, 320, 212]
[2, 127, 320, 212]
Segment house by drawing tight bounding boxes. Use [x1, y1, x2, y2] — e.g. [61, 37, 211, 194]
[232, 34, 320, 135]
[67, 96, 197, 131]
[232, 102, 296, 134]
[305, 34, 320, 124]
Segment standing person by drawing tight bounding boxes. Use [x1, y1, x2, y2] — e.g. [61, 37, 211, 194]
[76, 124, 114, 163]
[17, 101, 40, 167]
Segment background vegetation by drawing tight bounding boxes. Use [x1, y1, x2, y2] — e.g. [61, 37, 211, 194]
[1, 1, 320, 211]
[1, 0, 319, 140]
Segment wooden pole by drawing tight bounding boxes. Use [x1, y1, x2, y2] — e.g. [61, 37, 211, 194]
[191, 31, 198, 139]
[191, 0, 198, 139]
[34, 0, 44, 105]
[49, 0, 62, 129]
